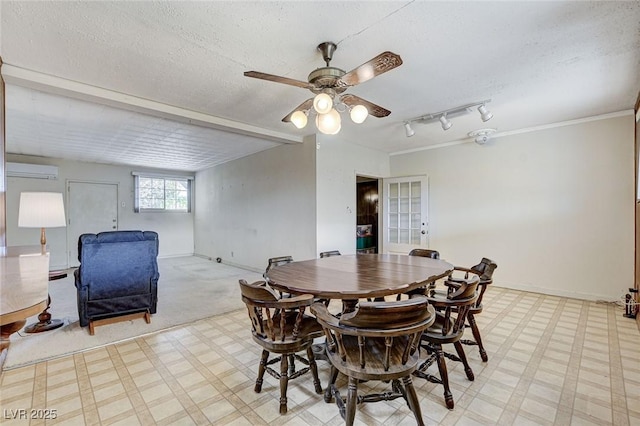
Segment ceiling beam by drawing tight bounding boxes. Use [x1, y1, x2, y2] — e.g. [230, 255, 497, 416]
[1, 64, 302, 145]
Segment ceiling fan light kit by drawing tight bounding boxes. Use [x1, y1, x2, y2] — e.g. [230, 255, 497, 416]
[404, 100, 494, 137]
[244, 41, 402, 135]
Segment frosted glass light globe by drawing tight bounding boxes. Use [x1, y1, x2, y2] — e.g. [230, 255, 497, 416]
[350, 105, 368, 124]
[315, 108, 341, 135]
[313, 93, 333, 114]
[290, 111, 308, 129]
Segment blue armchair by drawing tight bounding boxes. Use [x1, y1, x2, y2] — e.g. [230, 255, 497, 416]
[74, 230, 159, 334]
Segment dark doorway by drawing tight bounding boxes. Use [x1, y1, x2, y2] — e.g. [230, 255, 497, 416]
[356, 176, 379, 254]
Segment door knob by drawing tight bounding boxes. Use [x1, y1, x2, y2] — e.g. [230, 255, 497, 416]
[421, 230, 426, 234]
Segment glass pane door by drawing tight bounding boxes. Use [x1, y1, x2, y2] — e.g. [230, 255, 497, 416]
[382, 176, 428, 254]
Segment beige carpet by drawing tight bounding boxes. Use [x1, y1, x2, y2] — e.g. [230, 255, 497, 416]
[3, 256, 263, 370]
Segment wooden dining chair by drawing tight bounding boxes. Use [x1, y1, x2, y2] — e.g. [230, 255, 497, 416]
[413, 276, 479, 409]
[408, 248, 440, 259]
[396, 248, 441, 300]
[263, 255, 294, 298]
[312, 296, 436, 425]
[445, 258, 497, 361]
[239, 279, 323, 414]
[319, 250, 341, 258]
[264, 255, 294, 278]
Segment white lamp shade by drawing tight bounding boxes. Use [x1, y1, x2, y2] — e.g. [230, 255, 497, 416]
[313, 93, 333, 114]
[350, 104, 368, 124]
[18, 192, 66, 228]
[315, 108, 341, 135]
[290, 110, 308, 129]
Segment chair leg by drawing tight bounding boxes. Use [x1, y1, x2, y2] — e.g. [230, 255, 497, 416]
[279, 353, 289, 414]
[306, 346, 323, 394]
[255, 350, 269, 393]
[402, 375, 425, 426]
[454, 341, 474, 381]
[345, 375, 358, 426]
[288, 354, 296, 376]
[434, 344, 454, 409]
[325, 365, 339, 402]
[468, 313, 488, 362]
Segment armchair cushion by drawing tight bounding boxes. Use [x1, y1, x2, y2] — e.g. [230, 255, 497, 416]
[74, 230, 159, 327]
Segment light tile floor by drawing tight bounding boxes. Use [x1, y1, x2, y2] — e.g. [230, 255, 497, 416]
[1, 287, 639, 425]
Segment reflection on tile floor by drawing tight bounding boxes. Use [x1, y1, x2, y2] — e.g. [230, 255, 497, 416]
[1, 287, 639, 425]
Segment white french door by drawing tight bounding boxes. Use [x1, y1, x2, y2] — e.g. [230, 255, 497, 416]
[381, 176, 429, 254]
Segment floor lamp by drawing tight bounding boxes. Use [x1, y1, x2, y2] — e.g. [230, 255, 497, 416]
[18, 192, 67, 333]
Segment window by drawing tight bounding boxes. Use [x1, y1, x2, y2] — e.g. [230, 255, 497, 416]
[134, 175, 193, 212]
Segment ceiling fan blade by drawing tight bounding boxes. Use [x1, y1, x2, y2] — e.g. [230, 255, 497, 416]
[339, 51, 403, 86]
[282, 98, 314, 122]
[244, 71, 313, 90]
[341, 94, 391, 118]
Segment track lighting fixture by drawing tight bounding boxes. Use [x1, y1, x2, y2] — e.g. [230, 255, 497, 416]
[404, 122, 415, 137]
[403, 99, 493, 137]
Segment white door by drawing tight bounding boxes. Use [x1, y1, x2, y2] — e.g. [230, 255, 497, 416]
[381, 176, 429, 254]
[67, 181, 119, 267]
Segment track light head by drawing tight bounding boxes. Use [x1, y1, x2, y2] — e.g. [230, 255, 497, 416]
[478, 104, 493, 122]
[439, 114, 452, 131]
[404, 122, 415, 137]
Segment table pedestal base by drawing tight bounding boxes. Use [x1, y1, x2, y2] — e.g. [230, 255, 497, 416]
[24, 318, 63, 333]
[24, 294, 64, 334]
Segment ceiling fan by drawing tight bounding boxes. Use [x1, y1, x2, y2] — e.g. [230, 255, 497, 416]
[244, 42, 403, 134]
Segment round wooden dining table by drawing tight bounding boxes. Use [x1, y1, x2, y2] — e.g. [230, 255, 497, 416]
[265, 253, 454, 301]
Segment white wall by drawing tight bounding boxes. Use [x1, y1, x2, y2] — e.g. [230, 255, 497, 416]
[194, 137, 317, 272]
[389, 114, 635, 301]
[316, 135, 390, 255]
[6, 154, 194, 268]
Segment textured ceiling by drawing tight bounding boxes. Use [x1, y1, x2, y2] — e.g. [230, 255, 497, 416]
[1, 1, 639, 172]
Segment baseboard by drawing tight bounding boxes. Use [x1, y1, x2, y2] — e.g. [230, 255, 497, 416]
[493, 282, 621, 303]
[157, 253, 195, 259]
[192, 253, 263, 274]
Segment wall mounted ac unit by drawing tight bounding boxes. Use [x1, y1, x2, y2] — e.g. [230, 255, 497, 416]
[6, 162, 59, 179]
